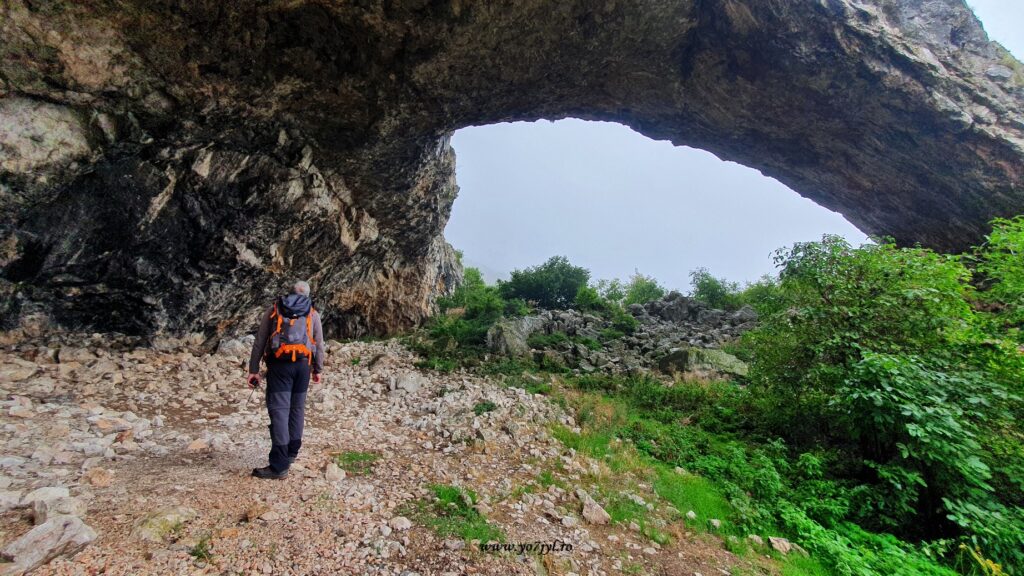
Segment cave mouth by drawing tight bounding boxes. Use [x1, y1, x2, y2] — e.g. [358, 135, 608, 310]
[444, 118, 868, 289]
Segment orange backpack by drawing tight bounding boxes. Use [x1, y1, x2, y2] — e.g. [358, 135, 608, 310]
[268, 296, 316, 364]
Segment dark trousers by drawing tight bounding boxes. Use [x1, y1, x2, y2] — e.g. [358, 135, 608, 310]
[265, 360, 310, 472]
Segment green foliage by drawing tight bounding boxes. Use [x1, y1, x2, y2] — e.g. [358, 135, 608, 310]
[623, 272, 667, 306]
[609, 305, 639, 334]
[404, 484, 504, 543]
[415, 267, 509, 369]
[739, 234, 1024, 571]
[596, 278, 626, 303]
[976, 216, 1024, 336]
[690, 267, 743, 311]
[189, 533, 214, 562]
[527, 330, 600, 352]
[527, 331, 569, 349]
[599, 327, 625, 341]
[498, 256, 590, 309]
[575, 285, 611, 313]
[473, 400, 497, 416]
[333, 451, 379, 476]
[653, 466, 733, 527]
[560, 373, 960, 576]
[737, 274, 785, 316]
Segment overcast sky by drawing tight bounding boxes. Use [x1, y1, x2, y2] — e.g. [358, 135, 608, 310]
[445, 2, 1022, 290]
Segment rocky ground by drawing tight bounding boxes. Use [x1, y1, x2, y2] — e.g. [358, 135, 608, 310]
[0, 333, 766, 575]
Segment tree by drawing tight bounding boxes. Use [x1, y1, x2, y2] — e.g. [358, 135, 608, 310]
[498, 256, 590, 309]
[623, 271, 666, 306]
[689, 267, 741, 310]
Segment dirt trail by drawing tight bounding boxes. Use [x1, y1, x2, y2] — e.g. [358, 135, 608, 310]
[1, 337, 745, 575]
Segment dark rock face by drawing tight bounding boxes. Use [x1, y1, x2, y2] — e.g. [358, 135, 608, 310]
[1, 0, 1022, 337]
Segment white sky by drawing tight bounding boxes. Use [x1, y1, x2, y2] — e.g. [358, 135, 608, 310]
[445, 3, 1022, 289]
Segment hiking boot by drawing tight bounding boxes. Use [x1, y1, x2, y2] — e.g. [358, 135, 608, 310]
[288, 456, 297, 465]
[251, 466, 288, 480]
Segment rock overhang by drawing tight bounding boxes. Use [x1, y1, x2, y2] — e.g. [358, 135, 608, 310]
[0, 0, 1021, 337]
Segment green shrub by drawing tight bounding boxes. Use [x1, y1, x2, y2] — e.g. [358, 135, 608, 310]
[623, 272, 666, 306]
[976, 216, 1024, 335]
[741, 234, 1024, 569]
[503, 297, 530, 317]
[609, 305, 639, 334]
[498, 256, 590, 309]
[527, 331, 569, 349]
[473, 400, 497, 416]
[596, 278, 626, 304]
[689, 267, 742, 311]
[575, 285, 611, 312]
[599, 327, 625, 341]
[437, 267, 486, 312]
[737, 274, 785, 316]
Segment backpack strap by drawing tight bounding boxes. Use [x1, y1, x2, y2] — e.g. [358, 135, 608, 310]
[305, 308, 316, 366]
[271, 303, 283, 335]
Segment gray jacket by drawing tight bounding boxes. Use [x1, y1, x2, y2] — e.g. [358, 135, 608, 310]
[248, 305, 325, 374]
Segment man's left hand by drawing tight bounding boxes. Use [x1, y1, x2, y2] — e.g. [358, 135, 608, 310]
[312, 373, 322, 384]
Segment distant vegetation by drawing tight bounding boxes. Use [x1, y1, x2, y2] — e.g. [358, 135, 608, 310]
[413, 217, 1024, 575]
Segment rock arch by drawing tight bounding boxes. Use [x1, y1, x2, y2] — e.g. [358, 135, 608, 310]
[1, 0, 1022, 337]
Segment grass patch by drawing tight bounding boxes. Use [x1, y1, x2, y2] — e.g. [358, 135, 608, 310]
[473, 400, 497, 416]
[780, 555, 832, 576]
[414, 356, 458, 372]
[188, 532, 214, 561]
[527, 331, 569, 349]
[504, 374, 552, 396]
[477, 357, 534, 376]
[599, 328, 625, 341]
[653, 465, 733, 531]
[332, 451, 379, 476]
[404, 484, 504, 543]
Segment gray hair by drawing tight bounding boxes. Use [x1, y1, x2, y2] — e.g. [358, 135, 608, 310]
[293, 280, 311, 296]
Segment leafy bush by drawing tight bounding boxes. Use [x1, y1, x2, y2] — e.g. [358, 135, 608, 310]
[498, 256, 590, 309]
[741, 234, 1024, 569]
[473, 400, 497, 415]
[623, 272, 666, 306]
[527, 331, 569, 349]
[689, 267, 743, 310]
[595, 278, 626, 303]
[737, 274, 785, 316]
[609, 305, 639, 334]
[976, 216, 1024, 336]
[575, 285, 611, 313]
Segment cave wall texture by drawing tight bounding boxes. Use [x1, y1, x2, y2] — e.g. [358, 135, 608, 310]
[1, 0, 1023, 339]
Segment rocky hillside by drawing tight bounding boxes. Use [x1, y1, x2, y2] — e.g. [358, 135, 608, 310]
[0, 334, 803, 575]
[487, 292, 756, 378]
[2, 0, 1023, 338]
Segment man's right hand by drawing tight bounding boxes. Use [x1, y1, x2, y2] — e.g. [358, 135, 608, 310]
[246, 373, 260, 388]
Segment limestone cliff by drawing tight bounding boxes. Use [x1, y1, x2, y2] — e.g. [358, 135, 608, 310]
[1, 0, 1022, 337]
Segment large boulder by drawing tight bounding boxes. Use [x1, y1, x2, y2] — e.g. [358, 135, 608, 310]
[130, 506, 196, 543]
[1, 516, 97, 575]
[689, 348, 749, 378]
[486, 316, 548, 357]
[658, 347, 748, 378]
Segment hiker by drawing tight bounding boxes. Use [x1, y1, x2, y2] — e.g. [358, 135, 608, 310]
[246, 280, 325, 479]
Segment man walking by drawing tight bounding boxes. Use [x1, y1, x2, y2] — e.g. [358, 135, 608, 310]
[247, 280, 325, 479]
